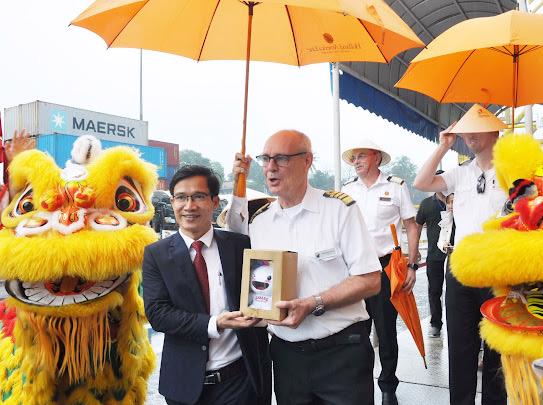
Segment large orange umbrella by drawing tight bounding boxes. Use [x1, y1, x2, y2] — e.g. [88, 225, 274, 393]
[71, 0, 423, 195]
[395, 10, 543, 127]
[385, 224, 427, 368]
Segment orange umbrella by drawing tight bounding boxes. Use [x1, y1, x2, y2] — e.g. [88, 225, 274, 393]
[71, 0, 423, 196]
[395, 10, 543, 129]
[385, 224, 427, 368]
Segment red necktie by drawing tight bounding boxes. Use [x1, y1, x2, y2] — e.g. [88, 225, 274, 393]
[191, 240, 210, 314]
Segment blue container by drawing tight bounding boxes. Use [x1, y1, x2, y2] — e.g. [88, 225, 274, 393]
[166, 165, 178, 182]
[37, 134, 166, 178]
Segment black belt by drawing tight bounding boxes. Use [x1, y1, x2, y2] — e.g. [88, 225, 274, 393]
[203, 358, 245, 385]
[274, 321, 367, 353]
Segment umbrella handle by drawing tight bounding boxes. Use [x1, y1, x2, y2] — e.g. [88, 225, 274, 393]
[390, 224, 400, 247]
[234, 173, 247, 197]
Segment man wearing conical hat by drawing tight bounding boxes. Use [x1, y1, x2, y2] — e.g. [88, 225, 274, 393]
[414, 104, 508, 405]
[342, 138, 420, 405]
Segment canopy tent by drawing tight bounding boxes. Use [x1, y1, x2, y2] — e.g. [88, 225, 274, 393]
[338, 0, 517, 156]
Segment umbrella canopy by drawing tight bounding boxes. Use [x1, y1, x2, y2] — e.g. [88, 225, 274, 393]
[71, 0, 422, 66]
[395, 10, 543, 109]
[384, 224, 427, 368]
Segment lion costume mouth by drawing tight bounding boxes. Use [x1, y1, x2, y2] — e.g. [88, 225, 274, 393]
[5, 274, 130, 306]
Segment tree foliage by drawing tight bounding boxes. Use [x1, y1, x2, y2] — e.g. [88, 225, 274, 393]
[309, 169, 335, 190]
[382, 155, 429, 204]
[179, 149, 225, 183]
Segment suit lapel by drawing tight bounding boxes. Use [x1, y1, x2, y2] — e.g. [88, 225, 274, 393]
[169, 232, 206, 312]
[215, 230, 239, 311]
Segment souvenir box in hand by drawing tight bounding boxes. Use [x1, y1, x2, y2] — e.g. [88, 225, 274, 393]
[240, 249, 297, 321]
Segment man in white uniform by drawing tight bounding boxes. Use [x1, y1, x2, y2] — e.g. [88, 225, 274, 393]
[414, 104, 508, 405]
[227, 129, 382, 405]
[342, 139, 419, 405]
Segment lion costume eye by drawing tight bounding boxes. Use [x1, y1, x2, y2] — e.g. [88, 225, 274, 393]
[114, 178, 145, 213]
[12, 186, 35, 216]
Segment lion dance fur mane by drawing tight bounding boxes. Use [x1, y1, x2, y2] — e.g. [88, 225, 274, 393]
[0, 138, 157, 404]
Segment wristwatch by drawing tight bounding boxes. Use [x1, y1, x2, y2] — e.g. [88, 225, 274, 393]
[407, 263, 419, 270]
[311, 295, 325, 316]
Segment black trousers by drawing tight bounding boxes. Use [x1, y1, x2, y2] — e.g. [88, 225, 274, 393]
[165, 369, 255, 405]
[426, 259, 445, 329]
[365, 254, 399, 393]
[271, 322, 374, 405]
[445, 270, 507, 405]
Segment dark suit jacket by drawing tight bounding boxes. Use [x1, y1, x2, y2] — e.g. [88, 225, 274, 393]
[143, 229, 271, 404]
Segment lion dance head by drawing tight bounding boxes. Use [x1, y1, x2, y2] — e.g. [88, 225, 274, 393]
[0, 136, 158, 405]
[452, 134, 543, 405]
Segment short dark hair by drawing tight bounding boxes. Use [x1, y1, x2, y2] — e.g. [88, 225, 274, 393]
[169, 165, 221, 197]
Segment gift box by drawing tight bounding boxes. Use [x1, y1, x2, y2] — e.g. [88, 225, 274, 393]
[240, 249, 297, 321]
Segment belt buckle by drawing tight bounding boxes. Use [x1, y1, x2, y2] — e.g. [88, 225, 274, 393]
[204, 371, 222, 385]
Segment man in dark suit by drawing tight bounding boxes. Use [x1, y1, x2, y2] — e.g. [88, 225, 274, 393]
[143, 165, 271, 405]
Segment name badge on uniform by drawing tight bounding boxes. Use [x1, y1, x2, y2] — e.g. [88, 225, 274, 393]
[379, 197, 392, 201]
[315, 247, 339, 261]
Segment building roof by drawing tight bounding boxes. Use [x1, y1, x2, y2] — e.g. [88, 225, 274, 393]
[339, 0, 517, 155]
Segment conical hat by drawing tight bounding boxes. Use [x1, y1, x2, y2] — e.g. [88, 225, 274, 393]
[342, 139, 391, 166]
[450, 104, 506, 134]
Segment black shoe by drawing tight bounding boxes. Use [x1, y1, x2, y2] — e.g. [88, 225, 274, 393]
[382, 392, 398, 405]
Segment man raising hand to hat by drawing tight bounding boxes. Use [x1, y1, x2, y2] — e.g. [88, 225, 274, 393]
[414, 104, 508, 405]
[341, 139, 419, 405]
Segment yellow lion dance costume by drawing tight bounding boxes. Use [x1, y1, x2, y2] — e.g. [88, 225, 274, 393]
[0, 136, 157, 404]
[453, 134, 543, 405]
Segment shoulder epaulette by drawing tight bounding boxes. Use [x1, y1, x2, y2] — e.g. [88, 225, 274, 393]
[323, 191, 355, 206]
[387, 175, 405, 185]
[343, 176, 358, 186]
[249, 202, 271, 224]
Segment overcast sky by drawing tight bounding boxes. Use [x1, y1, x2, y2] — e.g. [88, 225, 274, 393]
[0, 0, 473, 179]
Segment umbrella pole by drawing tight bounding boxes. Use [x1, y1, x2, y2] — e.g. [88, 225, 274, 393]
[512, 46, 519, 132]
[234, 2, 256, 198]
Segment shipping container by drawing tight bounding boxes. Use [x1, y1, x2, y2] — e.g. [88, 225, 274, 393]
[166, 165, 178, 182]
[4, 101, 148, 146]
[156, 179, 169, 191]
[148, 139, 179, 167]
[36, 134, 166, 178]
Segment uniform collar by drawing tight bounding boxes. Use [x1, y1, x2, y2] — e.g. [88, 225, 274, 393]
[179, 226, 214, 249]
[269, 185, 320, 218]
[470, 158, 495, 176]
[356, 170, 387, 188]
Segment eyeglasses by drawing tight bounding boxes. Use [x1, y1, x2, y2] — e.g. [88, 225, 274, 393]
[255, 152, 307, 167]
[477, 172, 486, 194]
[350, 152, 376, 163]
[172, 192, 210, 204]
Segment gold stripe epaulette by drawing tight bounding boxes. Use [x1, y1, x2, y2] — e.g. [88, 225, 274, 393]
[323, 191, 355, 206]
[387, 175, 405, 185]
[249, 202, 271, 224]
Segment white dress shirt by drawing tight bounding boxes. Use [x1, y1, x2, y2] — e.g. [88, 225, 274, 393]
[342, 171, 417, 257]
[179, 227, 242, 370]
[227, 185, 381, 342]
[441, 160, 507, 245]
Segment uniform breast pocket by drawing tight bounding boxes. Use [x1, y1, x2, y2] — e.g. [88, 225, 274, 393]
[377, 199, 396, 219]
[452, 186, 471, 208]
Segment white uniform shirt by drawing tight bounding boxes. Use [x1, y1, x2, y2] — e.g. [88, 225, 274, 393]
[441, 160, 507, 245]
[342, 172, 417, 257]
[179, 227, 242, 371]
[227, 185, 381, 342]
